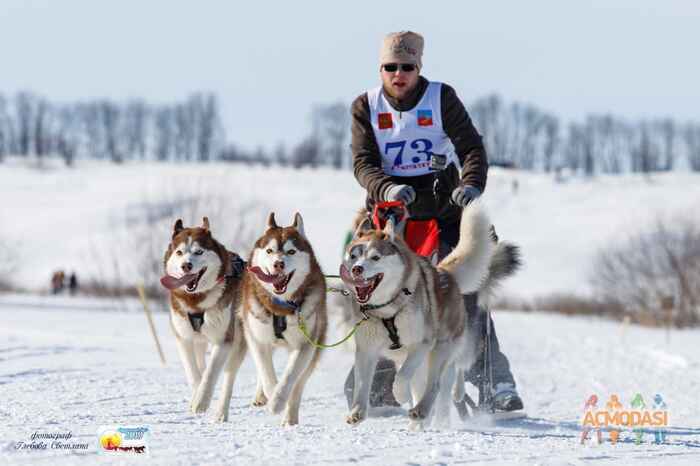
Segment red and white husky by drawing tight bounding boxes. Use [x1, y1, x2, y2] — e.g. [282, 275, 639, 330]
[242, 212, 327, 426]
[161, 217, 249, 422]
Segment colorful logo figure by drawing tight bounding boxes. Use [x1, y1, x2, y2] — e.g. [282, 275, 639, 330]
[630, 393, 646, 445]
[606, 394, 623, 445]
[580, 394, 603, 444]
[652, 394, 668, 444]
[417, 109, 433, 126]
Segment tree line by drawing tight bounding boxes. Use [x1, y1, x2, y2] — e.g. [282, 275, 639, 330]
[1, 91, 699, 174]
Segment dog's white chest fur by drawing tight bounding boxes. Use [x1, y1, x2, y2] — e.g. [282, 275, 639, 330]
[355, 307, 431, 353]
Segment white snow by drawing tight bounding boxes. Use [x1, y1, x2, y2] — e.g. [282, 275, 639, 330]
[1, 294, 699, 464]
[1, 158, 700, 464]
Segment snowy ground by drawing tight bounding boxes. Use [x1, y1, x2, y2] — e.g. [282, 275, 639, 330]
[1, 294, 699, 465]
[2, 159, 700, 464]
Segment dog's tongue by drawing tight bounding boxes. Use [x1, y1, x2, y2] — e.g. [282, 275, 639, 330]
[355, 284, 373, 302]
[247, 266, 280, 284]
[160, 273, 197, 290]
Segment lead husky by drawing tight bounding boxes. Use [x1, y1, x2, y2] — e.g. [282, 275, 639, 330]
[161, 217, 249, 422]
[242, 212, 327, 426]
[340, 202, 514, 426]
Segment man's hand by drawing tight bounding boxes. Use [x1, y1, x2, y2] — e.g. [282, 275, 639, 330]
[384, 184, 416, 205]
[451, 185, 481, 207]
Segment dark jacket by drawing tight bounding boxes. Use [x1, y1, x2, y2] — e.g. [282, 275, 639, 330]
[351, 76, 487, 223]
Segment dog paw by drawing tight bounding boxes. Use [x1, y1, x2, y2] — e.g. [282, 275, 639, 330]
[190, 388, 211, 414]
[345, 409, 366, 425]
[392, 377, 411, 405]
[267, 394, 286, 415]
[212, 408, 229, 423]
[408, 419, 424, 431]
[252, 392, 268, 407]
[408, 407, 426, 420]
[281, 416, 298, 427]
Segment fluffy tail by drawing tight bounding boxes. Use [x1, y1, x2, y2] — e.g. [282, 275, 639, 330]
[480, 242, 522, 297]
[437, 201, 494, 294]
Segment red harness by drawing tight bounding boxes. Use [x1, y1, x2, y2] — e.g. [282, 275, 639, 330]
[372, 201, 440, 263]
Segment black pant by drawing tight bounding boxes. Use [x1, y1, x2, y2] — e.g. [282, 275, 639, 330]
[439, 219, 515, 388]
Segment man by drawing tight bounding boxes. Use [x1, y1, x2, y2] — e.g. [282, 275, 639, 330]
[345, 30, 523, 412]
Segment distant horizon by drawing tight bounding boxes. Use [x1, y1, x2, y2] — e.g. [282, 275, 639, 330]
[2, 0, 698, 152]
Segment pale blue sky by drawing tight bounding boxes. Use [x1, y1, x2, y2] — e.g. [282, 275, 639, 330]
[1, 0, 698, 152]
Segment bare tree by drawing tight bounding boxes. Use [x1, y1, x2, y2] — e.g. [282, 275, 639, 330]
[15, 92, 35, 156]
[317, 102, 349, 169]
[590, 217, 700, 327]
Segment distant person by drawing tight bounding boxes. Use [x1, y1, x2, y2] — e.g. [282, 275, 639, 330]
[68, 272, 78, 296]
[345, 30, 522, 412]
[51, 270, 65, 294]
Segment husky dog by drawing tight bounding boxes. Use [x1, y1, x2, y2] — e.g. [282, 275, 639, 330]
[161, 217, 248, 422]
[242, 212, 327, 426]
[340, 202, 511, 426]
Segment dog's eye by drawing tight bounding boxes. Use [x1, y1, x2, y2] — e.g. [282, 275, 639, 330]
[194, 250, 204, 255]
[349, 254, 356, 260]
[287, 249, 296, 255]
[371, 255, 380, 262]
[175, 250, 183, 256]
[266, 248, 273, 254]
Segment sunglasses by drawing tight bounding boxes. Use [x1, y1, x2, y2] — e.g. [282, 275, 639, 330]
[382, 63, 417, 73]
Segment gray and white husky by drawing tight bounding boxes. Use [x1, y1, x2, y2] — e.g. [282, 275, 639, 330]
[339, 202, 516, 427]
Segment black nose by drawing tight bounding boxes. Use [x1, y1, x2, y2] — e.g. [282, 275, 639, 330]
[273, 260, 285, 272]
[351, 265, 363, 276]
[182, 262, 193, 273]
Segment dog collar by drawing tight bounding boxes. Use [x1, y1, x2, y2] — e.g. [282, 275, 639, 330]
[359, 288, 412, 313]
[270, 298, 303, 340]
[217, 253, 247, 284]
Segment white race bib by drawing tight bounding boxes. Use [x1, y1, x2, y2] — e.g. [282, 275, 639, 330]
[367, 81, 454, 177]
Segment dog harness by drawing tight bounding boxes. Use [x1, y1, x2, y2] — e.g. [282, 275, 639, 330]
[359, 288, 412, 350]
[271, 298, 302, 340]
[188, 252, 246, 333]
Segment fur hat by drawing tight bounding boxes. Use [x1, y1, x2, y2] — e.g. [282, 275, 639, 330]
[380, 31, 424, 68]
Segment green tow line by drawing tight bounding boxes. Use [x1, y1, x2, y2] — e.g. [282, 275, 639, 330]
[292, 272, 366, 349]
[296, 309, 368, 349]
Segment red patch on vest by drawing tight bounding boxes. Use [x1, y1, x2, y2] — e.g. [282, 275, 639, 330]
[378, 113, 393, 130]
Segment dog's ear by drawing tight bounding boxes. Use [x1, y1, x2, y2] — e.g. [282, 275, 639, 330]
[292, 212, 306, 238]
[383, 217, 396, 242]
[266, 212, 278, 230]
[202, 217, 210, 232]
[353, 217, 374, 239]
[172, 219, 184, 239]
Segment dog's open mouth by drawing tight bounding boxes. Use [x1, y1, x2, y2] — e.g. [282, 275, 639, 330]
[248, 266, 295, 295]
[340, 264, 384, 304]
[160, 267, 207, 292]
